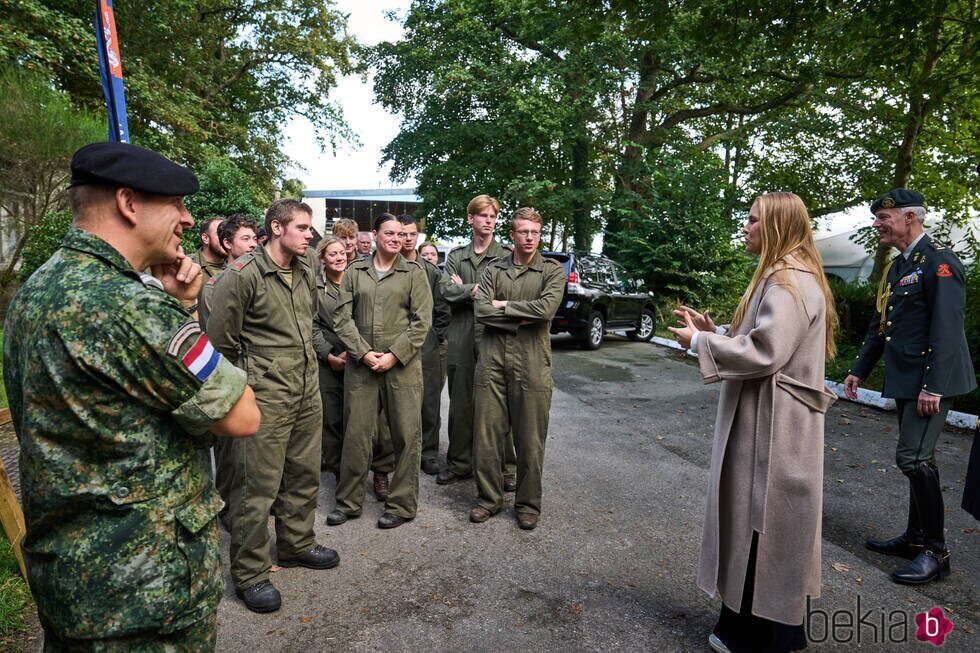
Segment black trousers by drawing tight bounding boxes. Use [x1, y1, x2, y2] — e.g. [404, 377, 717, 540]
[713, 531, 807, 653]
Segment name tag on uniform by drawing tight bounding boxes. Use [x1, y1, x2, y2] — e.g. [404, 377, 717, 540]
[897, 267, 922, 287]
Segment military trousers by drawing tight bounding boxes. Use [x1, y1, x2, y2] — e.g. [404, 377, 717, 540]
[336, 360, 422, 519]
[894, 397, 953, 472]
[318, 361, 394, 476]
[446, 356, 517, 478]
[473, 365, 552, 515]
[212, 437, 234, 529]
[421, 333, 446, 464]
[227, 381, 322, 590]
[43, 612, 216, 652]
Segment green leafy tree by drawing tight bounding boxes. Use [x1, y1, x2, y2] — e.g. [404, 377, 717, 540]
[18, 209, 72, 283]
[0, 65, 104, 298]
[183, 158, 263, 253]
[1, 1, 358, 195]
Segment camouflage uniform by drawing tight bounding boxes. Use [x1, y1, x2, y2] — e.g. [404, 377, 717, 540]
[3, 228, 246, 647]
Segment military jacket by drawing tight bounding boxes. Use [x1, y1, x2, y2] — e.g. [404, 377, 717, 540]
[206, 244, 319, 399]
[313, 276, 345, 361]
[3, 228, 246, 638]
[332, 254, 432, 366]
[189, 248, 225, 283]
[421, 258, 451, 346]
[440, 239, 512, 362]
[473, 251, 566, 389]
[849, 234, 976, 399]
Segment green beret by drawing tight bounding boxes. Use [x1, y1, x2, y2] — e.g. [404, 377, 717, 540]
[870, 188, 926, 214]
[69, 142, 199, 196]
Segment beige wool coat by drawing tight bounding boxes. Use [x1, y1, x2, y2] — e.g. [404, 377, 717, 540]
[695, 257, 837, 625]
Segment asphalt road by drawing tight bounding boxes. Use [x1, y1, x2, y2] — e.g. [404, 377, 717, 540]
[19, 336, 980, 651]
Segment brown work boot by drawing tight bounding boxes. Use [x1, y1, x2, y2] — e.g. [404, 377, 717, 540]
[469, 506, 492, 523]
[373, 472, 390, 501]
[436, 469, 471, 485]
[503, 476, 517, 493]
[517, 513, 539, 530]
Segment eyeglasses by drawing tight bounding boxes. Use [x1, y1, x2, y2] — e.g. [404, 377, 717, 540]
[514, 230, 541, 238]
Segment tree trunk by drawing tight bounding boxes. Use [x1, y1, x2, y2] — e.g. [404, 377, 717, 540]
[868, 12, 946, 284]
[570, 133, 591, 251]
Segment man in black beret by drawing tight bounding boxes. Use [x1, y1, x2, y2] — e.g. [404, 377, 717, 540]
[844, 188, 976, 585]
[4, 141, 260, 650]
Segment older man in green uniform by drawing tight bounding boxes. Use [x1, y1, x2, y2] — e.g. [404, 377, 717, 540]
[208, 199, 339, 613]
[3, 142, 261, 650]
[397, 214, 451, 475]
[468, 208, 566, 530]
[437, 195, 517, 487]
[845, 188, 976, 585]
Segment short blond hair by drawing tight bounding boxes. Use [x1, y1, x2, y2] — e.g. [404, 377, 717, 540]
[467, 194, 500, 216]
[331, 218, 357, 238]
[510, 207, 542, 229]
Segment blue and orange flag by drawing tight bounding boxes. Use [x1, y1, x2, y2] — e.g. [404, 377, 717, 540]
[95, 0, 129, 142]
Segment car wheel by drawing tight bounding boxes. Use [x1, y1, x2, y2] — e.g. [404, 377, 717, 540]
[579, 311, 604, 350]
[626, 308, 656, 342]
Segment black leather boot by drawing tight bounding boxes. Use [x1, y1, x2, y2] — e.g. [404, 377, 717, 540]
[892, 461, 951, 585]
[866, 472, 924, 559]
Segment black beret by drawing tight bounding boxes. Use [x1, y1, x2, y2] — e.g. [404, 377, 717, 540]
[870, 188, 926, 214]
[69, 141, 199, 196]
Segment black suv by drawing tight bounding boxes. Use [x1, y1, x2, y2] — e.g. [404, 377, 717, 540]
[542, 251, 656, 349]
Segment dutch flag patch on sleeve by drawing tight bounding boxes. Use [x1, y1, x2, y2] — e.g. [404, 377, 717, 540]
[181, 333, 220, 382]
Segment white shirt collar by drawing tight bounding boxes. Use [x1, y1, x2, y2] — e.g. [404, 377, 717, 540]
[902, 232, 926, 259]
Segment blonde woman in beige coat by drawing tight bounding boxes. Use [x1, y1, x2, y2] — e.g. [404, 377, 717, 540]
[670, 192, 838, 653]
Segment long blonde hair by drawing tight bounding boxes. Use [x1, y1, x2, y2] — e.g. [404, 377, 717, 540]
[730, 192, 838, 359]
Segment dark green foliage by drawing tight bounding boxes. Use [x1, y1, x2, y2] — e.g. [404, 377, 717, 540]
[18, 210, 72, 283]
[606, 149, 752, 318]
[183, 159, 263, 253]
[1, 1, 357, 196]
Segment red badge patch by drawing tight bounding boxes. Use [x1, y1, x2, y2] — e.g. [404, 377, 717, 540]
[233, 261, 245, 270]
[936, 264, 952, 277]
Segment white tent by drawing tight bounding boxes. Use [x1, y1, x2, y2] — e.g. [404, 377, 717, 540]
[816, 218, 978, 283]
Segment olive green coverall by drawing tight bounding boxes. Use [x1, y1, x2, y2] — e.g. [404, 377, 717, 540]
[207, 246, 322, 591]
[332, 255, 432, 518]
[440, 240, 517, 478]
[472, 251, 566, 515]
[313, 276, 395, 475]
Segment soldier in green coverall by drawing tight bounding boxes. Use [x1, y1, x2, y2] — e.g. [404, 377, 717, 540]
[467, 208, 566, 531]
[189, 215, 227, 281]
[397, 214, 451, 475]
[3, 142, 260, 650]
[437, 195, 517, 488]
[208, 199, 340, 614]
[327, 213, 432, 529]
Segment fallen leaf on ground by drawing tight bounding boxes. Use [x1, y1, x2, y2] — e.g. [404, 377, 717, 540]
[832, 562, 851, 573]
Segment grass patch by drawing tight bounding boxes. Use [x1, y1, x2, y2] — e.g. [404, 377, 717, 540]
[0, 534, 31, 638]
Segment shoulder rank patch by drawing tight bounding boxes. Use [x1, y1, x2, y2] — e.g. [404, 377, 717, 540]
[181, 333, 220, 381]
[936, 263, 952, 278]
[167, 321, 201, 355]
